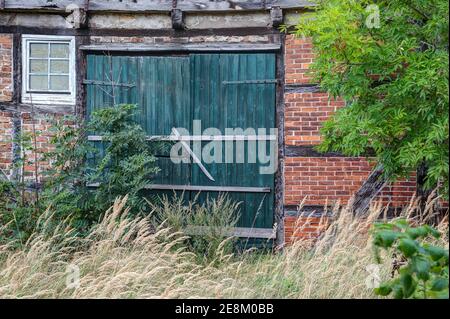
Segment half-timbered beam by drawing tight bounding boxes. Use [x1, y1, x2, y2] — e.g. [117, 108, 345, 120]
[0, 0, 315, 13]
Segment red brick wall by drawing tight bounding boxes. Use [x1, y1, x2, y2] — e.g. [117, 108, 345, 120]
[20, 113, 57, 179]
[284, 157, 416, 207]
[0, 111, 13, 178]
[283, 35, 419, 244]
[285, 92, 345, 146]
[0, 34, 13, 102]
[285, 35, 314, 85]
[284, 215, 330, 244]
[0, 112, 58, 181]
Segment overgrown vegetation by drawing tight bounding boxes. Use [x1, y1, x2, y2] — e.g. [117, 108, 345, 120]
[289, 0, 449, 197]
[148, 193, 241, 262]
[0, 195, 447, 299]
[0, 104, 159, 242]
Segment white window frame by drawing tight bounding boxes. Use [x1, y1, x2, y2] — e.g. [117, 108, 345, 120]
[22, 35, 76, 105]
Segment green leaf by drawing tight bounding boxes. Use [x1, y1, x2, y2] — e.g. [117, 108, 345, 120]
[374, 230, 400, 248]
[412, 256, 431, 281]
[398, 238, 418, 257]
[406, 226, 429, 239]
[392, 285, 404, 299]
[424, 245, 447, 261]
[400, 272, 417, 298]
[393, 219, 409, 230]
[374, 284, 392, 296]
[430, 277, 449, 292]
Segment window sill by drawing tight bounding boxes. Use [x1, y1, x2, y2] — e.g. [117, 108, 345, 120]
[22, 94, 76, 106]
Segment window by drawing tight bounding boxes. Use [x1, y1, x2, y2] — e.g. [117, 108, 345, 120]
[22, 35, 76, 105]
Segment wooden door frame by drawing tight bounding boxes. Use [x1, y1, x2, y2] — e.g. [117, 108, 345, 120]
[81, 42, 285, 244]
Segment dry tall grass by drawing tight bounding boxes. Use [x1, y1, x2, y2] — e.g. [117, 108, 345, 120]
[0, 195, 447, 299]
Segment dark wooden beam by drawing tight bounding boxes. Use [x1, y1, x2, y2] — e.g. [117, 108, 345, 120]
[171, 8, 184, 30]
[0, 25, 281, 37]
[285, 145, 346, 158]
[0, 102, 74, 115]
[0, 0, 315, 13]
[352, 164, 387, 216]
[79, 42, 281, 52]
[284, 205, 333, 217]
[285, 145, 376, 158]
[274, 32, 286, 247]
[0, 0, 79, 12]
[285, 84, 320, 93]
[270, 6, 283, 28]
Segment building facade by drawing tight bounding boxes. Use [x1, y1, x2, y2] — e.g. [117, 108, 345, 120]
[0, 0, 418, 246]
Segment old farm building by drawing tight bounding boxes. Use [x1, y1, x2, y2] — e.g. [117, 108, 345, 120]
[0, 0, 418, 246]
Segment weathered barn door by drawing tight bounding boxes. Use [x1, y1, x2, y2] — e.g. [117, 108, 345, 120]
[85, 52, 276, 238]
[190, 54, 276, 231]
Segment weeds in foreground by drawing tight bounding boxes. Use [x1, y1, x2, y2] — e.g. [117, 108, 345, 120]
[0, 195, 447, 298]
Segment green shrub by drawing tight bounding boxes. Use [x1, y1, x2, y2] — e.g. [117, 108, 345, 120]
[0, 104, 159, 241]
[372, 219, 449, 299]
[44, 104, 159, 228]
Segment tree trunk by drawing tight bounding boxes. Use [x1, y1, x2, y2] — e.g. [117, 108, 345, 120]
[416, 161, 432, 210]
[352, 164, 387, 216]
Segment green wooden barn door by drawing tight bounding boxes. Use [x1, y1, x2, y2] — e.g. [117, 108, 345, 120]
[85, 54, 192, 192]
[86, 53, 276, 238]
[190, 53, 276, 231]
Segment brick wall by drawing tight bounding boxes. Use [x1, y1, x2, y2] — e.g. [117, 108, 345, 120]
[284, 215, 330, 244]
[284, 157, 416, 207]
[282, 35, 418, 244]
[0, 112, 58, 181]
[285, 92, 345, 146]
[285, 35, 314, 85]
[0, 34, 13, 102]
[20, 113, 57, 179]
[0, 111, 13, 178]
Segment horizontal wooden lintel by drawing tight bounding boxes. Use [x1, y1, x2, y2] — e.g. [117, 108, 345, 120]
[0, 0, 315, 13]
[284, 145, 376, 158]
[80, 43, 281, 52]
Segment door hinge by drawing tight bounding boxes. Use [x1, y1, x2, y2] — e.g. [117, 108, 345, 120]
[83, 80, 136, 88]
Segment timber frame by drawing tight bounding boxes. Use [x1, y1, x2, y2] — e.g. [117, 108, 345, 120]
[0, 1, 314, 13]
[3, 0, 376, 245]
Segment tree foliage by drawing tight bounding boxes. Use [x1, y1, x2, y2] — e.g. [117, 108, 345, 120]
[291, 0, 449, 197]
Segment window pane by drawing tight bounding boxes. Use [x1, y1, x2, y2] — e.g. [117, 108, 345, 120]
[50, 75, 69, 91]
[50, 60, 69, 74]
[30, 43, 48, 58]
[29, 75, 49, 90]
[50, 43, 70, 58]
[30, 59, 48, 73]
